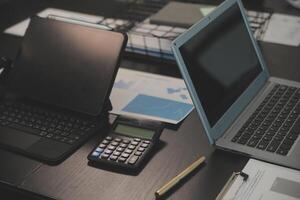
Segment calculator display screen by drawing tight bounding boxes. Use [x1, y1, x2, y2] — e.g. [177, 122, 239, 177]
[114, 124, 155, 139]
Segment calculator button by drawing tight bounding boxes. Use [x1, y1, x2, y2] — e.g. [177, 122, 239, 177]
[131, 141, 139, 146]
[140, 143, 149, 148]
[122, 139, 130, 144]
[134, 138, 141, 142]
[124, 149, 133, 154]
[111, 141, 119, 146]
[113, 151, 121, 156]
[143, 140, 150, 144]
[118, 157, 126, 163]
[104, 149, 113, 154]
[105, 136, 113, 141]
[101, 153, 110, 159]
[134, 151, 142, 156]
[119, 143, 128, 148]
[99, 144, 106, 148]
[128, 145, 136, 150]
[116, 147, 125, 152]
[114, 138, 122, 142]
[128, 155, 139, 165]
[102, 140, 110, 145]
[92, 151, 100, 157]
[95, 148, 104, 153]
[108, 145, 116, 151]
[109, 155, 118, 161]
[121, 153, 130, 158]
[137, 147, 145, 152]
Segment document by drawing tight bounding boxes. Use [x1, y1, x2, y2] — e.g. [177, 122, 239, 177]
[222, 159, 300, 200]
[110, 68, 194, 124]
[4, 8, 104, 36]
[263, 14, 300, 47]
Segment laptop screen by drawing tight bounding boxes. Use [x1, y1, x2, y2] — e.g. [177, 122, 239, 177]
[179, 3, 262, 126]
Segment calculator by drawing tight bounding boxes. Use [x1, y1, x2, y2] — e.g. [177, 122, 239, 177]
[88, 116, 163, 171]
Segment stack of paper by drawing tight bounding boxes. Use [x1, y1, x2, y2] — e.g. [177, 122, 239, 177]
[110, 68, 194, 124]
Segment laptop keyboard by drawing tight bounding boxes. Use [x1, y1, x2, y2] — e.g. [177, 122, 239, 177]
[231, 84, 300, 156]
[0, 100, 97, 145]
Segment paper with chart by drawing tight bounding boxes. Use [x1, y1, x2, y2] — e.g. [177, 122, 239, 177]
[222, 159, 300, 200]
[110, 68, 193, 124]
[4, 8, 104, 36]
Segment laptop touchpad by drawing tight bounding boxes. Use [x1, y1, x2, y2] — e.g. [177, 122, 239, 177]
[0, 127, 40, 149]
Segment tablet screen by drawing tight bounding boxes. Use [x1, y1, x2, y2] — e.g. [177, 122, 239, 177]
[10, 16, 126, 116]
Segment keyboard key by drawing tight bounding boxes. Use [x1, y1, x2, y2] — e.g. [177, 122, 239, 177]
[116, 147, 125, 152]
[119, 143, 128, 148]
[118, 157, 126, 163]
[66, 139, 75, 144]
[109, 155, 118, 161]
[257, 141, 269, 150]
[114, 138, 122, 142]
[39, 131, 48, 136]
[8, 123, 40, 135]
[46, 133, 54, 138]
[108, 145, 116, 151]
[231, 136, 239, 143]
[95, 148, 103, 153]
[137, 147, 145, 152]
[273, 134, 284, 141]
[111, 141, 119, 146]
[237, 138, 248, 145]
[121, 153, 130, 158]
[282, 139, 294, 147]
[122, 139, 130, 144]
[92, 151, 100, 157]
[128, 145, 136, 150]
[276, 148, 289, 156]
[124, 149, 133, 154]
[140, 143, 149, 148]
[113, 151, 121, 156]
[287, 133, 298, 141]
[266, 140, 280, 152]
[101, 153, 110, 159]
[247, 138, 259, 147]
[134, 151, 142, 156]
[104, 149, 113, 155]
[102, 140, 110, 145]
[131, 141, 139, 146]
[128, 155, 139, 165]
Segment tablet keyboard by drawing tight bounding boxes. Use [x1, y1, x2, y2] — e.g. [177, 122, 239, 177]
[0, 100, 97, 145]
[231, 84, 300, 156]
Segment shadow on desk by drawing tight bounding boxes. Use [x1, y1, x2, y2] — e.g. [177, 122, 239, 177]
[0, 183, 53, 200]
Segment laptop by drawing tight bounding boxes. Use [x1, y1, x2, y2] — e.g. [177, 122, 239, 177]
[172, 0, 300, 170]
[0, 16, 127, 165]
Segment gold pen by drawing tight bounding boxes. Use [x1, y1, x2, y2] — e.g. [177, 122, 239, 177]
[155, 156, 206, 198]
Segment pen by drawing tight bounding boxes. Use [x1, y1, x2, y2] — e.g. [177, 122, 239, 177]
[155, 156, 206, 198]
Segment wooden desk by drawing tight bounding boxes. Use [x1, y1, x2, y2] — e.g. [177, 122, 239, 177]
[0, 0, 299, 199]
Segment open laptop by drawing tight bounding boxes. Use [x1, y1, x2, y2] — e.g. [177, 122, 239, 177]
[0, 16, 127, 165]
[172, 0, 300, 170]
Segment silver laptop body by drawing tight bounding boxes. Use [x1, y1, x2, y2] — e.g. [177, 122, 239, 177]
[172, 0, 300, 169]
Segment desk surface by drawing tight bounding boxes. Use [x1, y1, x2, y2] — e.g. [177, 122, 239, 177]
[0, 0, 299, 200]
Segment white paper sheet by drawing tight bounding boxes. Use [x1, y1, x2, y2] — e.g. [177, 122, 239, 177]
[4, 8, 104, 36]
[110, 68, 194, 124]
[263, 13, 300, 47]
[222, 159, 300, 200]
